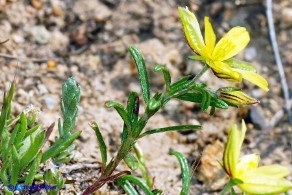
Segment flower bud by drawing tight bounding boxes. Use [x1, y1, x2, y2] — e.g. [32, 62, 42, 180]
[217, 87, 259, 107]
[146, 98, 161, 117]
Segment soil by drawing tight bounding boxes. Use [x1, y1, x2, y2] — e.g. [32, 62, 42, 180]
[0, 0, 291, 194]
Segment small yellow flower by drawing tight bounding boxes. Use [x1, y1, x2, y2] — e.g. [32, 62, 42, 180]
[223, 121, 292, 194]
[178, 7, 269, 91]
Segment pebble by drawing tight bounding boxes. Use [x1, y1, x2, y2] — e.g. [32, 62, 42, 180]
[249, 107, 267, 129]
[43, 95, 57, 110]
[31, 26, 51, 44]
[245, 47, 257, 61]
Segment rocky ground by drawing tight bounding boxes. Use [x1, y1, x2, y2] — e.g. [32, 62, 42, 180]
[0, 0, 292, 194]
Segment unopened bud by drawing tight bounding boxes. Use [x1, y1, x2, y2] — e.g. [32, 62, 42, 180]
[217, 87, 259, 107]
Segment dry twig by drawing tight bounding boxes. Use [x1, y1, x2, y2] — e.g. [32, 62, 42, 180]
[266, 0, 292, 124]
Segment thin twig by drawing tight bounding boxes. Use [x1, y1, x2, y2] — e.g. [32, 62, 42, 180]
[266, 0, 292, 124]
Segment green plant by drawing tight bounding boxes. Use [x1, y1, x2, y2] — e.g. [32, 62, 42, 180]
[0, 77, 80, 194]
[82, 6, 274, 195]
[82, 46, 233, 195]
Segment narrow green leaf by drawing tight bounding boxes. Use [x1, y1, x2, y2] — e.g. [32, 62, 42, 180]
[122, 92, 140, 144]
[170, 151, 190, 195]
[176, 93, 228, 109]
[9, 123, 20, 146]
[127, 92, 139, 125]
[0, 94, 9, 137]
[129, 46, 150, 104]
[15, 113, 27, 147]
[24, 124, 40, 138]
[121, 175, 153, 195]
[170, 74, 194, 89]
[139, 125, 201, 139]
[11, 145, 20, 186]
[20, 130, 45, 170]
[124, 153, 139, 170]
[201, 90, 211, 112]
[210, 106, 216, 116]
[25, 152, 42, 186]
[90, 122, 107, 172]
[41, 131, 81, 163]
[116, 177, 139, 195]
[105, 101, 131, 131]
[7, 80, 15, 103]
[154, 64, 171, 91]
[169, 80, 192, 96]
[0, 156, 10, 185]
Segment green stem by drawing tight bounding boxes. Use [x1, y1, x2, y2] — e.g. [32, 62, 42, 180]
[163, 64, 209, 104]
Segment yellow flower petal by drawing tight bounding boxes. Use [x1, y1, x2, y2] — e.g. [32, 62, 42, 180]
[212, 27, 250, 61]
[204, 17, 216, 55]
[209, 61, 242, 82]
[240, 165, 290, 179]
[238, 176, 292, 195]
[178, 7, 208, 57]
[236, 154, 260, 177]
[234, 69, 269, 91]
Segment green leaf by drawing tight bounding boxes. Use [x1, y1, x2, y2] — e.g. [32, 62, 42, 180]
[20, 130, 45, 170]
[201, 90, 211, 112]
[122, 92, 139, 144]
[106, 101, 132, 131]
[127, 92, 139, 125]
[129, 46, 151, 104]
[9, 123, 20, 146]
[25, 152, 42, 186]
[0, 156, 10, 185]
[121, 175, 153, 195]
[154, 64, 171, 92]
[170, 151, 190, 195]
[15, 113, 27, 147]
[10, 145, 20, 186]
[124, 153, 139, 170]
[90, 122, 107, 172]
[139, 125, 201, 139]
[116, 177, 139, 195]
[24, 124, 40, 138]
[41, 131, 81, 163]
[210, 106, 215, 116]
[176, 93, 228, 109]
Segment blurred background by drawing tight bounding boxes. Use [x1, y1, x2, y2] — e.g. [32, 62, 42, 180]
[0, 0, 291, 194]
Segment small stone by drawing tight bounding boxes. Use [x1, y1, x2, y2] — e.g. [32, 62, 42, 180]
[37, 84, 48, 94]
[249, 107, 267, 129]
[282, 8, 292, 28]
[245, 47, 257, 61]
[43, 95, 57, 110]
[31, 26, 51, 44]
[31, 0, 43, 9]
[198, 140, 228, 191]
[52, 3, 64, 16]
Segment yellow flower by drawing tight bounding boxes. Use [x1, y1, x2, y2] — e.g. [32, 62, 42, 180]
[178, 7, 269, 91]
[223, 120, 292, 194]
